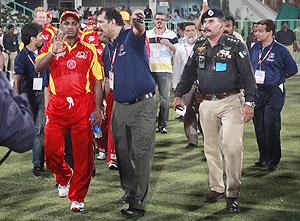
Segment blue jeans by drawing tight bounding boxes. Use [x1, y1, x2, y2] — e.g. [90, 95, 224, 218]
[152, 72, 171, 128]
[25, 91, 45, 168]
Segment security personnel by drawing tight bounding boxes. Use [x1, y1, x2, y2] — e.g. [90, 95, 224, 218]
[173, 9, 256, 213]
[250, 19, 298, 171]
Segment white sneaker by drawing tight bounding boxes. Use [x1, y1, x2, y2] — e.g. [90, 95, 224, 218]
[58, 183, 69, 198]
[97, 152, 106, 160]
[70, 201, 84, 212]
[108, 162, 118, 170]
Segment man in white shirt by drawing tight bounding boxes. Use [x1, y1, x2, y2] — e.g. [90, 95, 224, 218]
[224, 16, 244, 43]
[147, 12, 178, 134]
[172, 22, 199, 148]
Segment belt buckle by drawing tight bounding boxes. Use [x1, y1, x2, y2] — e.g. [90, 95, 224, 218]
[211, 94, 218, 101]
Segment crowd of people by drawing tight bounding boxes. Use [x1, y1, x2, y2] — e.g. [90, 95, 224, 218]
[0, 1, 299, 218]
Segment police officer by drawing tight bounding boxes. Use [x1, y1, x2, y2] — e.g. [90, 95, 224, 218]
[173, 9, 256, 213]
[250, 19, 298, 171]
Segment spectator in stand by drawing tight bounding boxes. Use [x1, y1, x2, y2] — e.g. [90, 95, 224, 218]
[144, 5, 153, 20]
[3, 24, 19, 85]
[83, 7, 92, 19]
[246, 22, 258, 50]
[224, 16, 244, 43]
[14, 23, 47, 177]
[147, 12, 178, 134]
[120, 11, 131, 29]
[275, 21, 299, 55]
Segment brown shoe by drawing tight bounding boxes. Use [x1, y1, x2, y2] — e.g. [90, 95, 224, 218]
[226, 197, 239, 213]
[203, 191, 225, 203]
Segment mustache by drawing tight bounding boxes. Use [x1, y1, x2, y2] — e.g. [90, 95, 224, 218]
[202, 28, 212, 32]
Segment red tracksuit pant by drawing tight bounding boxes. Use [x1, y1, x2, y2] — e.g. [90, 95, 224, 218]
[45, 94, 94, 203]
[97, 90, 117, 164]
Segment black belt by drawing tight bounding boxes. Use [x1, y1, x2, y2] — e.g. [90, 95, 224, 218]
[122, 91, 156, 105]
[202, 89, 241, 101]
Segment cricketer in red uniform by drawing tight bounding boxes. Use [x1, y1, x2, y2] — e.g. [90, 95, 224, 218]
[35, 11, 104, 212]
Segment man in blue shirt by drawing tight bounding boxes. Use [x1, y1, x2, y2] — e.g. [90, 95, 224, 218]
[97, 8, 157, 218]
[14, 22, 48, 176]
[250, 19, 298, 171]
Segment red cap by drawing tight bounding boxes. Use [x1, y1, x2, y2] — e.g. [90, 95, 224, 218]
[60, 11, 80, 23]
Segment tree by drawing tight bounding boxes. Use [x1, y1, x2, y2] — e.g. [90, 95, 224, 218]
[221, 0, 230, 17]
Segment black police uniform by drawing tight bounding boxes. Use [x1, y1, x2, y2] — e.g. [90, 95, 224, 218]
[176, 35, 256, 99]
[175, 34, 257, 202]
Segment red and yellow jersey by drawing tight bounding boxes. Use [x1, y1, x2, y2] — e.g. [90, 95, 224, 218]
[36, 40, 104, 97]
[95, 43, 105, 65]
[42, 24, 58, 44]
[19, 24, 58, 50]
[80, 29, 100, 46]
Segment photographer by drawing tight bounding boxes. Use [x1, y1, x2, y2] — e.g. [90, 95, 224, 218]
[0, 72, 35, 153]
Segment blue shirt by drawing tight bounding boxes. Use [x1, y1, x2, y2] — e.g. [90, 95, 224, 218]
[14, 47, 49, 92]
[102, 28, 156, 103]
[250, 40, 298, 86]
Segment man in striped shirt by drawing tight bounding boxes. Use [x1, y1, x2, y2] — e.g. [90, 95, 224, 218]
[147, 12, 178, 133]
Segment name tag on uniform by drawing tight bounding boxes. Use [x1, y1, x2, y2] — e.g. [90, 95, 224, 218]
[254, 70, 265, 84]
[109, 70, 114, 90]
[33, 77, 43, 90]
[215, 62, 227, 72]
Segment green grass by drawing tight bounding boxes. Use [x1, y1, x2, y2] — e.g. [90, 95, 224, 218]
[1, 76, 300, 221]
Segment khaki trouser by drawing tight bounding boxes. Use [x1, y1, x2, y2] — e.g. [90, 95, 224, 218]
[6, 51, 17, 82]
[182, 85, 198, 145]
[199, 93, 244, 198]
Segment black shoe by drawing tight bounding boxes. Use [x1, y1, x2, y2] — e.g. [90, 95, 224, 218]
[185, 143, 197, 149]
[267, 164, 277, 171]
[32, 166, 43, 177]
[121, 208, 145, 218]
[117, 193, 130, 204]
[226, 197, 239, 213]
[254, 160, 267, 167]
[160, 127, 167, 134]
[203, 191, 225, 203]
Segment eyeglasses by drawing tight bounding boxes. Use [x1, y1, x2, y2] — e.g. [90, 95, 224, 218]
[155, 18, 166, 21]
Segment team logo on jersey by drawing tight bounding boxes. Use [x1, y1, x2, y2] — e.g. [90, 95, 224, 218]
[96, 48, 103, 56]
[42, 34, 49, 41]
[67, 60, 77, 69]
[75, 51, 88, 59]
[118, 44, 126, 56]
[88, 35, 95, 43]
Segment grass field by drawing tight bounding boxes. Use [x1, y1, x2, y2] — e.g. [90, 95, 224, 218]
[0, 76, 300, 221]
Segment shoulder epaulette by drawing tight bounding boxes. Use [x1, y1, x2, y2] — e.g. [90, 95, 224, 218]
[225, 36, 240, 45]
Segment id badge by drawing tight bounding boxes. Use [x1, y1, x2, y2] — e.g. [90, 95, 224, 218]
[33, 77, 43, 90]
[109, 70, 114, 90]
[254, 70, 265, 84]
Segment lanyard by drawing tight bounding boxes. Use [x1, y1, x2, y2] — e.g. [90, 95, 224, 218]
[28, 53, 40, 77]
[258, 43, 273, 69]
[108, 43, 118, 71]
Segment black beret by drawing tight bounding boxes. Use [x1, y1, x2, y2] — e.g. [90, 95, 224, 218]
[201, 9, 225, 24]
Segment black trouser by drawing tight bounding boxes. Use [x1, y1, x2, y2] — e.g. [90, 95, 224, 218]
[112, 96, 157, 211]
[253, 85, 285, 166]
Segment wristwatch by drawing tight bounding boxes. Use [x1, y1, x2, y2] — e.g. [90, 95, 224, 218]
[245, 101, 255, 108]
